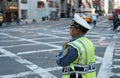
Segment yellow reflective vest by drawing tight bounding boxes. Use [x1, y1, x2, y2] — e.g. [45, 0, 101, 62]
[62, 36, 96, 78]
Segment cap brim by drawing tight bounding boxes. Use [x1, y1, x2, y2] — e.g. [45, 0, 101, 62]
[73, 14, 92, 30]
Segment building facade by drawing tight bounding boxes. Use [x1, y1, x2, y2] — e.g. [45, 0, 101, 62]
[93, 0, 100, 11]
[0, 0, 110, 22]
[0, 0, 61, 22]
[100, 0, 120, 14]
[1, 0, 105, 22]
[0, 0, 18, 22]
[113, 0, 120, 9]
[98, 0, 116, 14]
[108, 0, 113, 13]
[19, 0, 61, 21]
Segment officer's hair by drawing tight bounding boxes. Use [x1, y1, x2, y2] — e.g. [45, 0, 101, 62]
[77, 26, 88, 33]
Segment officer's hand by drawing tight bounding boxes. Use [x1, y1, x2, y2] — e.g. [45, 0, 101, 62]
[57, 47, 64, 56]
[63, 40, 69, 48]
[56, 54, 63, 60]
[56, 47, 64, 60]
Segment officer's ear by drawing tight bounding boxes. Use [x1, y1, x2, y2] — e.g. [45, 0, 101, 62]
[76, 28, 81, 33]
[77, 28, 80, 31]
[74, 28, 82, 35]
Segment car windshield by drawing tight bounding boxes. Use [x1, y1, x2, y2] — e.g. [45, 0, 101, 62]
[80, 12, 92, 17]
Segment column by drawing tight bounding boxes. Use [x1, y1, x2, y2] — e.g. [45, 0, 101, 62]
[70, 0, 72, 17]
[18, 0, 21, 19]
[104, 0, 108, 15]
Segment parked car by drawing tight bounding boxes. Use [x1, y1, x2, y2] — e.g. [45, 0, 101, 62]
[80, 13, 92, 23]
[82, 16, 92, 23]
[108, 14, 113, 20]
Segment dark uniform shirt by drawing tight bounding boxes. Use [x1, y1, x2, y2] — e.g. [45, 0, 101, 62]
[56, 34, 84, 67]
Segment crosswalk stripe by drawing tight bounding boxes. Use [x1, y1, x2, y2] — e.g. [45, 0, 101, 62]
[0, 48, 57, 78]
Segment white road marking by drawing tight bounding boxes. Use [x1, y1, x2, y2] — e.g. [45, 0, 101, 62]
[0, 40, 21, 42]
[32, 37, 57, 40]
[114, 53, 120, 56]
[0, 48, 57, 78]
[113, 59, 120, 62]
[0, 71, 36, 78]
[0, 56, 102, 78]
[87, 34, 114, 38]
[0, 43, 38, 48]
[38, 33, 69, 39]
[45, 66, 62, 71]
[0, 48, 59, 58]
[51, 30, 69, 34]
[96, 19, 108, 25]
[0, 33, 61, 49]
[0, 54, 7, 58]
[0, 20, 114, 78]
[48, 41, 65, 43]
[113, 65, 120, 68]
[88, 31, 113, 35]
[110, 72, 120, 77]
[96, 56, 102, 64]
[17, 48, 59, 55]
[97, 42, 115, 78]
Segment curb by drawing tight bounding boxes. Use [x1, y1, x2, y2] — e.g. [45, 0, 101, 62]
[1, 18, 72, 28]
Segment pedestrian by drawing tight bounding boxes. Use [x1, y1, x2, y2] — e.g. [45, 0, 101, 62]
[112, 11, 115, 30]
[116, 14, 120, 31]
[92, 15, 97, 27]
[113, 14, 119, 30]
[118, 14, 120, 25]
[56, 14, 96, 78]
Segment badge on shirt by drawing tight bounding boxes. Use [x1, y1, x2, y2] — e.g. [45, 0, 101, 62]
[62, 47, 69, 56]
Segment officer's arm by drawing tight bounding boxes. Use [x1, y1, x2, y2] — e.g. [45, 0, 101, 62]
[56, 46, 78, 67]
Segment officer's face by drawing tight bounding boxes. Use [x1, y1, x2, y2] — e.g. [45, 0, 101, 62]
[70, 26, 80, 38]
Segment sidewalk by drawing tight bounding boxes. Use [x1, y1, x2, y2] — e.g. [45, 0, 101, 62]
[1, 18, 72, 28]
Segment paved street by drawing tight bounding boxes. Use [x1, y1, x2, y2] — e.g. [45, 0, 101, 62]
[0, 16, 120, 78]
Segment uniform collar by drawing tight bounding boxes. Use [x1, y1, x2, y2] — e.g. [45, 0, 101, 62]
[70, 34, 85, 42]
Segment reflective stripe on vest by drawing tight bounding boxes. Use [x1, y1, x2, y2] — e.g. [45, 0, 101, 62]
[63, 36, 96, 74]
[62, 63, 96, 74]
[68, 39, 88, 65]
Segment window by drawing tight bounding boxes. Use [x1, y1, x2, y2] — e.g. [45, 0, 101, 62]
[21, 0, 27, 3]
[49, 1, 54, 7]
[6, 0, 18, 9]
[55, 2, 59, 8]
[21, 9, 27, 19]
[38, 1, 44, 8]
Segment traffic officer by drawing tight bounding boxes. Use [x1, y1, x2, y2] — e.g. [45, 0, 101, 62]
[56, 14, 96, 78]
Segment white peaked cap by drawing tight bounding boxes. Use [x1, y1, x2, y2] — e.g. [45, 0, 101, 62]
[73, 14, 92, 30]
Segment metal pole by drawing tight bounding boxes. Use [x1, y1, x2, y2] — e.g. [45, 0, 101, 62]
[18, 0, 22, 20]
[44, 0, 48, 21]
[70, 0, 72, 17]
[2, 0, 6, 23]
